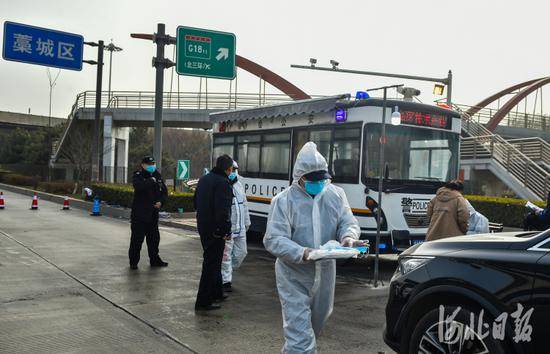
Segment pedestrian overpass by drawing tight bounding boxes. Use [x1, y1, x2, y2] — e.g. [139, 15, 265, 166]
[50, 90, 298, 183]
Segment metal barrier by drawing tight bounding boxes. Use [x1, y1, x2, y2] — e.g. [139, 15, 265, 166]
[507, 137, 550, 167]
[457, 104, 550, 199]
[76, 90, 300, 110]
[454, 103, 550, 131]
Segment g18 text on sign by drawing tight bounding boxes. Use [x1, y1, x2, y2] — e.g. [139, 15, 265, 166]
[176, 26, 235, 80]
[2, 21, 84, 71]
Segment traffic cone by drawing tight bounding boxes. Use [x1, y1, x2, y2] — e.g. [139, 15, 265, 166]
[90, 197, 101, 216]
[62, 196, 70, 210]
[30, 193, 38, 210]
[0, 192, 5, 210]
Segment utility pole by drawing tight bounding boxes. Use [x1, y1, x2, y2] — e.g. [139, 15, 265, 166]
[131, 24, 176, 171]
[84, 40, 104, 182]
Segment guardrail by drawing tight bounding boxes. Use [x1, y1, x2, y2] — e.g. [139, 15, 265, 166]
[507, 137, 550, 167]
[75, 90, 299, 110]
[454, 103, 550, 131]
[460, 134, 550, 198]
[457, 101, 550, 200]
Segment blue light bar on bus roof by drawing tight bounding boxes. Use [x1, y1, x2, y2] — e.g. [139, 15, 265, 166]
[355, 91, 370, 100]
[335, 109, 347, 122]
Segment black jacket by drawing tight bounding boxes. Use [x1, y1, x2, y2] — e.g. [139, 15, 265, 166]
[193, 167, 232, 236]
[131, 169, 168, 223]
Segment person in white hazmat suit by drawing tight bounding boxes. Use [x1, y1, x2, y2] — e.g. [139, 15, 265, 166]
[263, 142, 362, 354]
[465, 199, 490, 234]
[221, 161, 251, 291]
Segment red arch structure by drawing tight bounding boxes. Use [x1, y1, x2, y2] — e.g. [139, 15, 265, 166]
[236, 55, 310, 100]
[465, 77, 550, 131]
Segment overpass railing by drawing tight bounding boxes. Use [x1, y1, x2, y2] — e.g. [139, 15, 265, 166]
[454, 103, 550, 131]
[456, 104, 550, 200]
[460, 135, 550, 199]
[507, 137, 550, 168]
[75, 90, 300, 110]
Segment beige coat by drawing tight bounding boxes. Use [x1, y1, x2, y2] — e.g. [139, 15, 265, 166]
[425, 187, 469, 241]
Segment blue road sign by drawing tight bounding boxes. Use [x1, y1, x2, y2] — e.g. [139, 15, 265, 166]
[2, 21, 84, 71]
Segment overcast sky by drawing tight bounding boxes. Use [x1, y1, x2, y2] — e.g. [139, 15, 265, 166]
[1, 0, 549, 117]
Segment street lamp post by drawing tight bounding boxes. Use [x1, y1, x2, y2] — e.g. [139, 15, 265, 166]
[366, 84, 404, 288]
[291, 61, 453, 106]
[83, 40, 105, 182]
[104, 41, 123, 107]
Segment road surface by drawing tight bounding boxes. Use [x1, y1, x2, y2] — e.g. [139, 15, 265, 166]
[0, 190, 396, 353]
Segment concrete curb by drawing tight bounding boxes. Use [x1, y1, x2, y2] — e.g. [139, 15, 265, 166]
[0, 183, 198, 232]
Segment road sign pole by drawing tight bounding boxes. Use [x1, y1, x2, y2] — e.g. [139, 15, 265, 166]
[153, 23, 166, 172]
[91, 40, 104, 182]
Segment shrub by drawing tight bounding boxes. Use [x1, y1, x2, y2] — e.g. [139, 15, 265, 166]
[91, 183, 195, 212]
[465, 195, 544, 228]
[38, 181, 75, 195]
[0, 172, 39, 188]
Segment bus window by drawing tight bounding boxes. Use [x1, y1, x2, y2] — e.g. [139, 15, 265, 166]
[261, 133, 290, 176]
[310, 130, 331, 161]
[213, 135, 235, 163]
[332, 128, 360, 182]
[237, 135, 261, 175]
[292, 130, 309, 162]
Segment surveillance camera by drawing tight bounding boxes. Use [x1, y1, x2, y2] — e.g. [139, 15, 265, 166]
[397, 87, 421, 101]
[330, 60, 339, 69]
[309, 58, 317, 66]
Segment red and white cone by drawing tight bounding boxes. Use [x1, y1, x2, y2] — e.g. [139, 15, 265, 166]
[0, 192, 5, 210]
[30, 193, 39, 210]
[62, 196, 70, 210]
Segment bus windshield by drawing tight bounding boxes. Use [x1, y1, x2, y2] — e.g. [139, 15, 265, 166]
[364, 124, 459, 182]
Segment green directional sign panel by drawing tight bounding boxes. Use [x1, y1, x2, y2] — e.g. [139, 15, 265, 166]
[177, 160, 190, 180]
[176, 26, 236, 80]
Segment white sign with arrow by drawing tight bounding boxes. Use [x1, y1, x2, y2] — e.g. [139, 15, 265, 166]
[216, 47, 229, 61]
[177, 160, 190, 180]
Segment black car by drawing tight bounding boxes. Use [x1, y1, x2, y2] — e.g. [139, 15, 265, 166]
[384, 231, 550, 354]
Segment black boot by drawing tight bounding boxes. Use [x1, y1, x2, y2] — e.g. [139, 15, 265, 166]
[150, 258, 168, 267]
[195, 303, 221, 311]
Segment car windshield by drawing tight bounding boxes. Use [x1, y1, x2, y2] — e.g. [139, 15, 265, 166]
[364, 124, 459, 182]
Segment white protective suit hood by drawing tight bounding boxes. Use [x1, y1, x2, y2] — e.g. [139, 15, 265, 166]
[292, 142, 329, 183]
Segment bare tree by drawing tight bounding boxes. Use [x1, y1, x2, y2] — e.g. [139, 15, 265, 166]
[163, 128, 211, 178]
[59, 121, 93, 191]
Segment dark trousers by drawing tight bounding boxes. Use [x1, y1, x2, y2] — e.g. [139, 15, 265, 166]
[129, 220, 161, 265]
[195, 231, 225, 307]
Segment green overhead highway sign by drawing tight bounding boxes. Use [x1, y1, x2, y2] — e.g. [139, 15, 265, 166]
[177, 160, 190, 180]
[176, 26, 236, 80]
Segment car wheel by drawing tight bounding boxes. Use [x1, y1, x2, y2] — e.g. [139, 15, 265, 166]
[408, 305, 507, 354]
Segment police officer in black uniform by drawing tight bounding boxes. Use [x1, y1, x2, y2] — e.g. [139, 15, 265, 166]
[129, 156, 169, 270]
[194, 154, 234, 311]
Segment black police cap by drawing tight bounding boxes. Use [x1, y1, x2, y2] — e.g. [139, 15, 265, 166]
[304, 170, 331, 181]
[141, 156, 155, 164]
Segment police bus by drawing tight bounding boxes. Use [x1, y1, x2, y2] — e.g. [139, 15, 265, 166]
[209, 94, 462, 252]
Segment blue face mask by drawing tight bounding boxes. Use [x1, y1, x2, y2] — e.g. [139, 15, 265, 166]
[304, 180, 325, 196]
[228, 172, 237, 181]
[145, 165, 156, 173]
